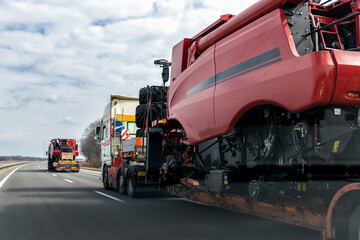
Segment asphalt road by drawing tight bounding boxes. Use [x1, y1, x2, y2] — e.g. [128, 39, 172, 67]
[0, 162, 321, 240]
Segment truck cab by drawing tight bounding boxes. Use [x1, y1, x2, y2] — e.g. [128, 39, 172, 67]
[97, 95, 138, 189]
[48, 138, 80, 172]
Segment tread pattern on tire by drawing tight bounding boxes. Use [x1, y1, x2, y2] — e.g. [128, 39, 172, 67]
[136, 103, 167, 128]
[136, 129, 145, 137]
[139, 86, 168, 104]
[127, 169, 136, 198]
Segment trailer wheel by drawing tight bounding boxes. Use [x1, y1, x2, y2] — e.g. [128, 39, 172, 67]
[127, 170, 137, 198]
[102, 165, 111, 190]
[348, 205, 360, 240]
[136, 129, 145, 137]
[139, 86, 167, 104]
[135, 103, 166, 128]
[48, 164, 54, 171]
[117, 170, 127, 195]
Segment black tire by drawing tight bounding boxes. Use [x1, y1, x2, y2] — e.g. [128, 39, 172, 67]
[135, 103, 165, 128]
[139, 87, 149, 104]
[102, 165, 111, 190]
[127, 170, 137, 198]
[348, 205, 360, 240]
[117, 169, 127, 195]
[139, 86, 168, 104]
[136, 129, 145, 137]
[135, 104, 146, 128]
[48, 161, 53, 171]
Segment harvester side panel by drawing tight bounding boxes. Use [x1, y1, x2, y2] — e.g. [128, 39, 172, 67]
[168, 45, 216, 142]
[331, 50, 360, 105]
[214, 9, 336, 137]
[168, 9, 336, 145]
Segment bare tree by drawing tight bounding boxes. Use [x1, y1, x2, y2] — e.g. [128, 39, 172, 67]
[80, 119, 101, 168]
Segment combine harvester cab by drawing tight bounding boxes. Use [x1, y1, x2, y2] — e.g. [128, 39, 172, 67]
[48, 139, 80, 172]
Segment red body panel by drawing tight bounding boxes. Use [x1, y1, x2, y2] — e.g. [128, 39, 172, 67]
[197, 0, 305, 54]
[170, 38, 191, 82]
[168, 45, 216, 142]
[214, 10, 336, 138]
[331, 50, 360, 105]
[168, 9, 336, 145]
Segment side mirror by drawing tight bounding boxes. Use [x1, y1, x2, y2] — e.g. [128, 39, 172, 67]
[162, 67, 169, 83]
[95, 126, 100, 135]
[154, 59, 171, 84]
[46, 151, 48, 155]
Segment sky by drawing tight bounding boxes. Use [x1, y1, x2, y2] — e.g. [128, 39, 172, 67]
[0, 0, 259, 157]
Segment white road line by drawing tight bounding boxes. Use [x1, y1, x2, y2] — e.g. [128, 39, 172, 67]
[79, 172, 101, 177]
[94, 191, 125, 203]
[0, 164, 30, 189]
[80, 169, 101, 175]
[81, 169, 101, 173]
[64, 179, 74, 183]
[52, 174, 57, 177]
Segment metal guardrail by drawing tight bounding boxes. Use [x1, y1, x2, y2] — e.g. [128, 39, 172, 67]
[0, 161, 30, 170]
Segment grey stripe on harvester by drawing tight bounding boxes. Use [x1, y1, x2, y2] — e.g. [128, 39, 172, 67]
[187, 76, 216, 96]
[187, 47, 281, 96]
[216, 57, 282, 85]
[215, 48, 281, 83]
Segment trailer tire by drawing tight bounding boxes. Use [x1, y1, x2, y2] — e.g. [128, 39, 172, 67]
[48, 162, 53, 171]
[348, 205, 360, 240]
[135, 103, 164, 128]
[117, 170, 127, 195]
[139, 86, 167, 104]
[136, 129, 145, 137]
[102, 165, 111, 190]
[127, 170, 137, 198]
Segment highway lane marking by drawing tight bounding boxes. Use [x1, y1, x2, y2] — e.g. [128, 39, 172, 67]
[94, 191, 125, 203]
[52, 174, 57, 177]
[64, 179, 74, 183]
[37, 164, 48, 172]
[79, 172, 101, 177]
[79, 169, 101, 177]
[81, 169, 100, 173]
[0, 164, 30, 189]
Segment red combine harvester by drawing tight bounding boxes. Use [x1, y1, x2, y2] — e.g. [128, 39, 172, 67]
[48, 139, 80, 172]
[99, 1, 360, 239]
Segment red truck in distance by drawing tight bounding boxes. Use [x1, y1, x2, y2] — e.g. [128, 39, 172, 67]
[48, 139, 80, 172]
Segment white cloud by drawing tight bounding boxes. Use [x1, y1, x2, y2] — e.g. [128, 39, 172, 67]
[0, 0, 257, 157]
[62, 116, 75, 124]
